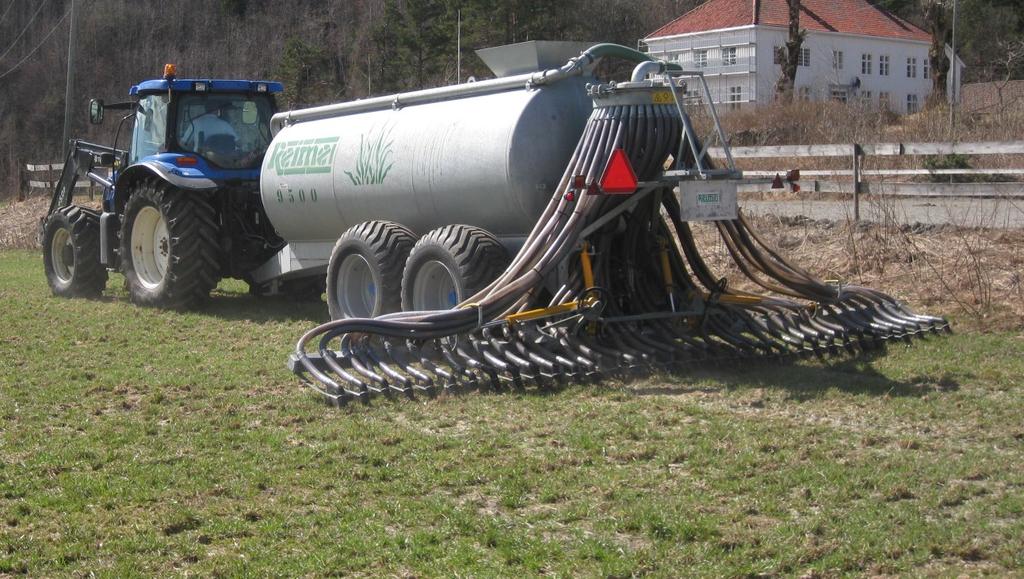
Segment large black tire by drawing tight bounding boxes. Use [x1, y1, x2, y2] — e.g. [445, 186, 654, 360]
[401, 225, 510, 312]
[326, 221, 416, 319]
[119, 180, 221, 308]
[41, 205, 108, 298]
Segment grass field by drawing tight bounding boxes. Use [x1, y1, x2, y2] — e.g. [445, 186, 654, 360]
[1, 249, 1022, 576]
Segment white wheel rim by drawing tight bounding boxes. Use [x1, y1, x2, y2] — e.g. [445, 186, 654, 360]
[412, 260, 459, 311]
[50, 227, 74, 283]
[130, 206, 170, 290]
[336, 253, 377, 317]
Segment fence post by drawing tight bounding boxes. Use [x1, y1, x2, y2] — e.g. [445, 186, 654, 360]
[852, 143, 863, 222]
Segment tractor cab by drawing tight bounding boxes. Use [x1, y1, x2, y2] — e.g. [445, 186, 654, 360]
[88, 64, 283, 206]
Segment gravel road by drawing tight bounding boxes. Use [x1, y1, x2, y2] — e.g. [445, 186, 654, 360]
[740, 197, 1024, 229]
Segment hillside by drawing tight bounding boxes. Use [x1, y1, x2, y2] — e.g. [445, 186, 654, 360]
[0, 0, 1021, 197]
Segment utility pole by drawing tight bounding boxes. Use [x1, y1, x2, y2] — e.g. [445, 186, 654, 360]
[61, 0, 77, 157]
[456, 9, 461, 84]
[949, 0, 958, 137]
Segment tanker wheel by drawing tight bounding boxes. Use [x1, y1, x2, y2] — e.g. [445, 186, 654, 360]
[119, 180, 221, 309]
[41, 205, 108, 298]
[401, 225, 510, 312]
[326, 221, 416, 319]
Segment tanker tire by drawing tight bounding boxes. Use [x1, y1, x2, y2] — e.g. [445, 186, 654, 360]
[42, 205, 108, 298]
[401, 224, 510, 312]
[327, 221, 416, 319]
[120, 180, 221, 309]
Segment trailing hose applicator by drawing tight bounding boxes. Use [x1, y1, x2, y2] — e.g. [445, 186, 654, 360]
[289, 65, 948, 405]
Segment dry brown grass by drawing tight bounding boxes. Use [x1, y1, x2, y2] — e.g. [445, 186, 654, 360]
[0, 194, 48, 250]
[689, 211, 1024, 332]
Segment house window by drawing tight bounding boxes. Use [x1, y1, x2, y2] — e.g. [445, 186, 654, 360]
[775, 46, 808, 67]
[907, 93, 919, 113]
[695, 49, 708, 68]
[924, 58, 930, 79]
[831, 88, 848, 103]
[861, 53, 873, 75]
[907, 57, 917, 78]
[879, 55, 890, 76]
[728, 86, 743, 109]
[879, 91, 891, 109]
[861, 90, 872, 102]
[798, 86, 811, 101]
[833, 50, 844, 70]
[722, 47, 737, 66]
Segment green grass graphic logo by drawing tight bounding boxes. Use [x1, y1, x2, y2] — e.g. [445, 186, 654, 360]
[345, 126, 395, 186]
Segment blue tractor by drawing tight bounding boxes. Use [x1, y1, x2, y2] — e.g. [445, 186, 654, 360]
[41, 65, 299, 308]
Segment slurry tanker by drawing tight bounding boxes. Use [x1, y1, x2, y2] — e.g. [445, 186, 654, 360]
[43, 42, 947, 403]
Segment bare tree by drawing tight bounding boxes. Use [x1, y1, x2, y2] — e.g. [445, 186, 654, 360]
[775, 0, 805, 102]
[994, 39, 1024, 122]
[922, 0, 950, 106]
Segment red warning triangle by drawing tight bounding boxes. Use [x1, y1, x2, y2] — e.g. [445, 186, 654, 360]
[599, 149, 638, 195]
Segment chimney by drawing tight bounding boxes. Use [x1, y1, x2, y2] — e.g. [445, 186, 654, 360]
[752, 0, 760, 25]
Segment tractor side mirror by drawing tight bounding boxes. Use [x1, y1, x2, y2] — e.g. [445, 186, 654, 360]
[89, 99, 104, 124]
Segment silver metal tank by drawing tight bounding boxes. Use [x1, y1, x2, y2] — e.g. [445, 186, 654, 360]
[260, 80, 592, 242]
[260, 46, 594, 243]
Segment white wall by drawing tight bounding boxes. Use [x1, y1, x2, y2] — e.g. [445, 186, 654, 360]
[645, 25, 962, 114]
[645, 26, 760, 106]
[755, 28, 934, 112]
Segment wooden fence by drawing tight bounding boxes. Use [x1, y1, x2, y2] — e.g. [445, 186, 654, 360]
[707, 141, 1024, 220]
[22, 162, 92, 200]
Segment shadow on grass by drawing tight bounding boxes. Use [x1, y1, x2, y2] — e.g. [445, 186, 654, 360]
[306, 346, 964, 409]
[95, 274, 330, 325]
[630, 346, 963, 400]
[201, 290, 329, 325]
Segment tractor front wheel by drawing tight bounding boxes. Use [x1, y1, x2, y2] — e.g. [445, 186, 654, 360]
[120, 181, 221, 308]
[41, 205, 108, 298]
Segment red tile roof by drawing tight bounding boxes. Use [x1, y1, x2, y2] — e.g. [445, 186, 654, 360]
[647, 0, 930, 42]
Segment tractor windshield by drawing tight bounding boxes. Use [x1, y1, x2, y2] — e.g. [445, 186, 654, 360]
[130, 94, 169, 164]
[176, 93, 275, 169]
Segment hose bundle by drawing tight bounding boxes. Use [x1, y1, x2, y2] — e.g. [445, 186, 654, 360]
[291, 85, 948, 405]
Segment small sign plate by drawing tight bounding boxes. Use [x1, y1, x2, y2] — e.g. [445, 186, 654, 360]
[651, 90, 675, 104]
[679, 180, 738, 221]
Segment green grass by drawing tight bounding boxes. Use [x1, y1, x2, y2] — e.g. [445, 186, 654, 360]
[1, 249, 1022, 576]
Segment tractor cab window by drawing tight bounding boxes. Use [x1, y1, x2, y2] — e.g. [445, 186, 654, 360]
[130, 94, 169, 163]
[176, 93, 274, 169]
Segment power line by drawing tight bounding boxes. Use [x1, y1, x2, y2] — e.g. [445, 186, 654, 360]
[0, 0, 52, 63]
[0, 8, 68, 81]
[0, 0, 17, 27]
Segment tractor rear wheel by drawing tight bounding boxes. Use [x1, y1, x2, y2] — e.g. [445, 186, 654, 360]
[326, 221, 416, 319]
[120, 181, 221, 308]
[401, 225, 510, 312]
[41, 205, 108, 298]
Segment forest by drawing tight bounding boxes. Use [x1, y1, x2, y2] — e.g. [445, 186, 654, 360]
[0, 0, 1022, 197]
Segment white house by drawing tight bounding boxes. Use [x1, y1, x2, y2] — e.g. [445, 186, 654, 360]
[642, 0, 965, 113]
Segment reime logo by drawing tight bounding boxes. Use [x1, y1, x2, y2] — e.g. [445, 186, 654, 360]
[266, 137, 339, 175]
[696, 192, 721, 205]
